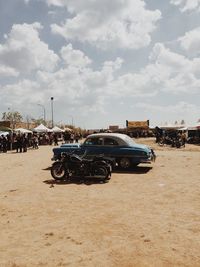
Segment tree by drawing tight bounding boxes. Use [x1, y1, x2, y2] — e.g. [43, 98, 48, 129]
[2, 111, 23, 129]
[31, 118, 46, 126]
[180, 119, 185, 125]
[30, 117, 52, 127]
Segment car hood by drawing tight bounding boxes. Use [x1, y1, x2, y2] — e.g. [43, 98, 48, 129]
[60, 143, 80, 147]
[131, 143, 151, 151]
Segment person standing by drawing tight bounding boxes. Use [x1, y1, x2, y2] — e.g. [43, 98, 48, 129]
[16, 134, 23, 153]
[70, 132, 74, 143]
[0, 135, 3, 153]
[53, 134, 58, 146]
[2, 136, 8, 153]
[32, 134, 39, 149]
[75, 132, 80, 143]
[23, 134, 28, 152]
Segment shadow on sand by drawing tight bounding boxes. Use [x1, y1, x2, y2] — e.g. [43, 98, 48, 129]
[43, 165, 152, 186]
[43, 165, 152, 175]
[43, 177, 109, 186]
[43, 167, 52, 171]
[114, 166, 152, 174]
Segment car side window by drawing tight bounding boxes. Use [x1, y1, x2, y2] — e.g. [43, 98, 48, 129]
[84, 137, 103, 146]
[104, 138, 118, 146]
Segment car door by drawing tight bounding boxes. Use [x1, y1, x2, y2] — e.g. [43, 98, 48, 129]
[101, 137, 120, 157]
[82, 136, 105, 157]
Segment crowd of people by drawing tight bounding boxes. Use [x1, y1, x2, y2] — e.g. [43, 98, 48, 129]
[0, 131, 82, 153]
[0, 134, 10, 153]
[0, 133, 38, 153]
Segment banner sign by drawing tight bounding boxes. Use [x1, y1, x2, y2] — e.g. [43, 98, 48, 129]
[109, 125, 119, 131]
[126, 120, 149, 128]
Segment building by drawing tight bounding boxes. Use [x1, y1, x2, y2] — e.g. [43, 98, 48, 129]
[0, 120, 37, 130]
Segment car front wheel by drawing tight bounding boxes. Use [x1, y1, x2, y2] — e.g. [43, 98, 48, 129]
[118, 157, 131, 169]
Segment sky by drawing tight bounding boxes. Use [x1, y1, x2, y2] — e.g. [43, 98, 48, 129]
[0, 0, 200, 129]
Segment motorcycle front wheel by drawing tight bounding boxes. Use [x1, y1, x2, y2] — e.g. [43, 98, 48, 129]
[51, 162, 66, 180]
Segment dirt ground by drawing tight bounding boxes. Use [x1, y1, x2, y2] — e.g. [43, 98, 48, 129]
[0, 138, 200, 267]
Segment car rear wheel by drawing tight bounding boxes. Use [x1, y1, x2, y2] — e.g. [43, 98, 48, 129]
[118, 157, 131, 169]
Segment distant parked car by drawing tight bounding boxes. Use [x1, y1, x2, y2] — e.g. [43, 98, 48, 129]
[52, 133, 156, 169]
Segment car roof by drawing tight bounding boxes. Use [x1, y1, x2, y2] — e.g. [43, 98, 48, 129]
[87, 133, 127, 139]
[86, 133, 132, 145]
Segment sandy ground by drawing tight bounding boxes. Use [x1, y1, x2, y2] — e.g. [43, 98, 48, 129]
[0, 138, 200, 267]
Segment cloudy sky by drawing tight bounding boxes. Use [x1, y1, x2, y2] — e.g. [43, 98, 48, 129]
[0, 0, 200, 128]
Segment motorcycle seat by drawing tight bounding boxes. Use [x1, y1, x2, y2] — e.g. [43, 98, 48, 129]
[82, 158, 93, 163]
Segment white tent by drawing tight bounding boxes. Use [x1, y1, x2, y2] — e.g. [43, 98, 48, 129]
[51, 126, 64, 133]
[0, 131, 9, 136]
[33, 124, 51, 133]
[179, 123, 200, 131]
[15, 128, 32, 134]
[187, 125, 200, 130]
[159, 124, 184, 130]
[195, 122, 200, 129]
[178, 127, 188, 131]
[64, 127, 72, 132]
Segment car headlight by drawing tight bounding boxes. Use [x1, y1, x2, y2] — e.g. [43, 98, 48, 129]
[141, 151, 148, 156]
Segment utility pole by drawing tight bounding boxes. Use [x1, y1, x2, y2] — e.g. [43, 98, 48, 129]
[37, 104, 46, 123]
[51, 97, 54, 128]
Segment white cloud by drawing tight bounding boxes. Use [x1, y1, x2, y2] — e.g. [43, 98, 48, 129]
[170, 0, 200, 12]
[135, 101, 200, 125]
[23, 56, 124, 116]
[4, 41, 198, 114]
[60, 44, 92, 67]
[107, 71, 158, 98]
[0, 65, 19, 77]
[0, 79, 42, 108]
[135, 101, 197, 113]
[147, 43, 200, 93]
[178, 27, 200, 55]
[107, 42, 200, 97]
[1, 0, 199, 128]
[46, 0, 66, 7]
[149, 43, 189, 70]
[49, 0, 161, 49]
[0, 22, 59, 75]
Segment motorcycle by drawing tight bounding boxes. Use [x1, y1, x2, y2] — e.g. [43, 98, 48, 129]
[171, 137, 184, 148]
[158, 136, 185, 148]
[51, 151, 113, 182]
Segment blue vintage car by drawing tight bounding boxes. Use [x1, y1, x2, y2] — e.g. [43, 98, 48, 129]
[52, 133, 156, 169]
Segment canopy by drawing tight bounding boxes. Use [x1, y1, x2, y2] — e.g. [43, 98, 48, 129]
[195, 122, 200, 129]
[178, 127, 188, 131]
[33, 124, 51, 133]
[187, 126, 200, 131]
[51, 126, 64, 133]
[179, 123, 200, 131]
[0, 126, 12, 132]
[15, 128, 32, 134]
[0, 131, 10, 136]
[64, 127, 72, 132]
[159, 124, 184, 130]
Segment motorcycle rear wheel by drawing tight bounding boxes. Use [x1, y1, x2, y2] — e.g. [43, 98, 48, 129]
[93, 166, 109, 181]
[51, 162, 66, 180]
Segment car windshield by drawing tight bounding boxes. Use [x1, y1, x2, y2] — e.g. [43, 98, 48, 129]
[124, 135, 136, 146]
